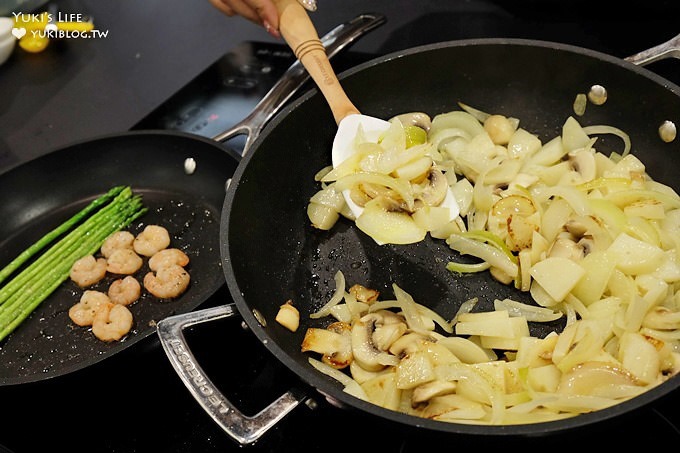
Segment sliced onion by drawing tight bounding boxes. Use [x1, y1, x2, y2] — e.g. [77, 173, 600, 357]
[447, 234, 518, 278]
[494, 298, 563, 322]
[310, 270, 346, 319]
[582, 125, 632, 157]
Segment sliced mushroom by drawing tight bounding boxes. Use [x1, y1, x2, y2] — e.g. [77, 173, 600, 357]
[565, 215, 609, 252]
[568, 149, 597, 182]
[388, 332, 431, 357]
[576, 236, 595, 257]
[564, 217, 589, 238]
[391, 112, 432, 132]
[372, 314, 408, 351]
[351, 313, 400, 371]
[415, 168, 448, 207]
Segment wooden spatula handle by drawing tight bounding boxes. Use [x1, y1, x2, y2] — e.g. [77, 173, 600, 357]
[274, 0, 360, 124]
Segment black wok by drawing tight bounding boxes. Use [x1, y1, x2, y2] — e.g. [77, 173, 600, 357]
[157, 35, 680, 444]
[0, 13, 385, 386]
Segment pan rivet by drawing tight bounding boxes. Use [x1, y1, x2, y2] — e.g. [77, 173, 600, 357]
[252, 309, 267, 327]
[659, 120, 677, 143]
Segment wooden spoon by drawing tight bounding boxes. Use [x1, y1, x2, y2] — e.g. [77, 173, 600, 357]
[274, 0, 458, 220]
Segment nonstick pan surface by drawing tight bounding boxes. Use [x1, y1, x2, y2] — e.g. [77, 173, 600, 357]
[221, 38, 680, 436]
[0, 131, 237, 385]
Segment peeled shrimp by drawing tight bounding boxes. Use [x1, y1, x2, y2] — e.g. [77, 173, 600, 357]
[106, 248, 143, 275]
[143, 264, 190, 299]
[92, 302, 134, 342]
[148, 248, 190, 271]
[100, 230, 135, 258]
[108, 275, 141, 306]
[68, 290, 111, 327]
[133, 225, 171, 257]
[70, 254, 107, 288]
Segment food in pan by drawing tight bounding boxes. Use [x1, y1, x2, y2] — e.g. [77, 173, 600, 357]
[69, 290, 112, 327]
[300, 103, 680, 424]
[69, 290, 134, 342]
[91, 301, 134, 342]
[0, 186, 147, 342]
[106, 248, 144, 275]
[143, 264, 191, 299]
[0, 182, 193, 344]
[301, 270, 679, 425]
[108, 275, 141, 306]
[133, 224, 172, 257]
[100, 230, 136, 258]
[67, 224, 192, 342]
[276, 299, 301, 332]
[307, 103, 678, 293]
[69, 254, 108, 288]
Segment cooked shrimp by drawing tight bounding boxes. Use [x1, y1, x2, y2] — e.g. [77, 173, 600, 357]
[148, 248, 190, 271]
[68, 290, 110, 327]
[100, 230, 135, 258]
[108, 276, 141, 306]
[70, 254, 107, 288]
[143, 264, 190, 299]
[106, 248, 143, 275]
[92, 302, 133, 342]
[133, 225, 171, 257]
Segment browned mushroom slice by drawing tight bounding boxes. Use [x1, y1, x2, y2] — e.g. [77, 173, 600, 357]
[351, 312, 400, 371]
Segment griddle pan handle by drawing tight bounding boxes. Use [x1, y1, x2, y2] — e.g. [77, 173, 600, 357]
[212, 12, 386, 155]
[156, 304, 307, 446]
[625, 32, 680, 66]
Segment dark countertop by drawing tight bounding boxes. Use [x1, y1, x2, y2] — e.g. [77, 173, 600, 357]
[1, 1, 680, 452]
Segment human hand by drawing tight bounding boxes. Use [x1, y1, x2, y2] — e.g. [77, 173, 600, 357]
[209, 0, 281, 37]
[209, 0, 317, 37]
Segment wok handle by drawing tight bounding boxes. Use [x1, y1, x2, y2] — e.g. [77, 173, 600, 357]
[156, 304, 307, 446]
[625, 32, 680, 66]
[212, 12, 386, 154]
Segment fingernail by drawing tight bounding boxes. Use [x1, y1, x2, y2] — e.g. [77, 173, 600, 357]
[263, 20, 280, 38]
